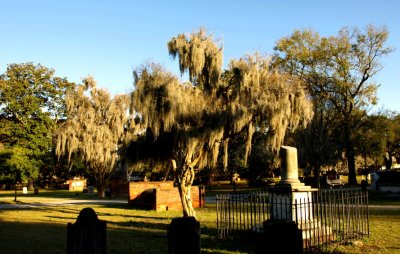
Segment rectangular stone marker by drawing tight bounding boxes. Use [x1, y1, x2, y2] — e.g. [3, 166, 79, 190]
[22, 187, 28, 194]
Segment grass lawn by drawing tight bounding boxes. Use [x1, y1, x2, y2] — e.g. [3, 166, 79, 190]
[0, 188, 399, 254]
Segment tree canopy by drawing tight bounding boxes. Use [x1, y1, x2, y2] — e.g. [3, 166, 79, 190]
[130, 29, 313, 216]
[273, 25, 393, 184]
[55, 77, 131, 197]
[0, 63, 75, 185]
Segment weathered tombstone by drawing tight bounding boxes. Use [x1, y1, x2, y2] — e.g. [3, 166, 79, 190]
[67, 207, 106, 254]
[22, 187, 28, 194]
[167, 217, 200, 254]
[361, 180, 367, 192]
[258, 221, 302, 254]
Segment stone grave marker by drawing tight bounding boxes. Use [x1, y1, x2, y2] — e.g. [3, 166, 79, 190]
[67, 207, 106, 254]
[167, 217, 201, 254]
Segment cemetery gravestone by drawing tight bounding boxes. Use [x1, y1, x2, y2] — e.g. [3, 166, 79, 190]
[167, 217, 201, 254]
[67, 207, 106, 254]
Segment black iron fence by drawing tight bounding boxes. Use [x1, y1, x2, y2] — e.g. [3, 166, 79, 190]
[216, 189, 369, 252]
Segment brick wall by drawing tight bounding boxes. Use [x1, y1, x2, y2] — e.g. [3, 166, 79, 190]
[128, 181, 205, 211]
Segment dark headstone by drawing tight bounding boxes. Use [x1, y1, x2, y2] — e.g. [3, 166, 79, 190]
[105, 188, 111, 198]
[257, 220, 303, 254]
[34, 187, 39, 195]
[361, 180, 367, 192]
[67, 207, 107, 254]
[167, 217, 200, 254]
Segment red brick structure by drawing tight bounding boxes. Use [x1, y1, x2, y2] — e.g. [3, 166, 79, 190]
[128, 181, 205, 211]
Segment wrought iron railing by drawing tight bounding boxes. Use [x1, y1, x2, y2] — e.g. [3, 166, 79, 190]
[216, 189, 369, 252]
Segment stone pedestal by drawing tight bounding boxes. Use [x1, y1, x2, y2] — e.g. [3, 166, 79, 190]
[271, 146, 317, 221]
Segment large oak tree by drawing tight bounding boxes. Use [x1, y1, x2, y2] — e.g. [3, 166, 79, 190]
[130, 29, 313, 217]
[0, 63, 75, 188]
[273, 25, 393, 184]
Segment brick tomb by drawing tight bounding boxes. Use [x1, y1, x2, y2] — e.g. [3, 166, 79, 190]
[128, 181, 205, 211]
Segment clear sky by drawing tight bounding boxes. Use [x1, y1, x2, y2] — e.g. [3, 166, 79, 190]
[1, 0, 399, 112]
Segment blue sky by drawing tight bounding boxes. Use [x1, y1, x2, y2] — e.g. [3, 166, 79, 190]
[1, 0, 399, 111]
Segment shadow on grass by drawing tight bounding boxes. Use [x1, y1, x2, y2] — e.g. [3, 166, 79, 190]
[0, 204, 263, 254]
[0, 216, 256, 254]
[368, 191, 400, 206]
[0, 220, 170, 254]
[368, 208, 400, 216]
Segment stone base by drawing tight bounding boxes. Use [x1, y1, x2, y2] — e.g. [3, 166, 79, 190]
[298, 221, 335, 247]
[270, 189, 318, 221]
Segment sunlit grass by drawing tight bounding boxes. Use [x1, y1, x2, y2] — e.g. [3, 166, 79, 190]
[0, 190, 251, 254]
[0, 189, 399, 253]
[326, 208, 400, 254]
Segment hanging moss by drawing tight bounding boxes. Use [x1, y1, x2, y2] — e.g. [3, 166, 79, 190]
[167, 28, 223, 93]
[55, 76, 132, 191]
[128, 29, 315, 216]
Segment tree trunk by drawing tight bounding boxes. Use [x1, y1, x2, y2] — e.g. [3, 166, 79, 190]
[27, 179, 34, 191]
[223, 139, 229, 172]
[181, 167, 195, 217]
[95, 173, 106, 198]
[14, 185, 18, 202]
[344, 121, 357, 185]
[172, 160, 196, 217]
[313, 162, 321, 189]
[384, 151, 393, 170]
[347, 145, 357, 185]
[179, 180, 195, 217]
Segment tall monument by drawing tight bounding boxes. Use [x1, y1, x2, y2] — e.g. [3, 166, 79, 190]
[264, 146, 333, 251]
[271, 146, 317, 221]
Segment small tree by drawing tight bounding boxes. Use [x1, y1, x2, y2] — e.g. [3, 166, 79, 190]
[130, 29, 313, 217]
[55, 77, 131, 197]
